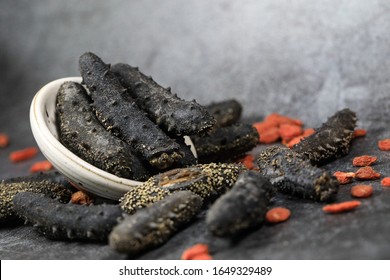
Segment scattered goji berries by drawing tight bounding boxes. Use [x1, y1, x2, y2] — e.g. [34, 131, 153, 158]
[355, 166, 381, 180]
[265, 207, 291, 224]
[9, 147, 39, 163]
[0, 133, 9, 148]
[352, 129, 367, 138]
[71, 190, 94, 205]
[322, 200, 361, 214]
[279, 124, 303, 142]
[236, 154, 255, 170]
[181, 243, 212, 260]
[29, 160, 53, 173]
[333, 171, 355, 184]
[352, 155, 377, 167]
[381, 177, 390, 187]
[378, 139, 390, 151]
[351, 185, 373, 198]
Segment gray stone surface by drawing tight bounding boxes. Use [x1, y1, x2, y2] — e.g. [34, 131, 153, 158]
[1, 0, 390, 259]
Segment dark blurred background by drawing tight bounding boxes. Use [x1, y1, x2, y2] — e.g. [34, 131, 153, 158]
[1, 0, 390, 259]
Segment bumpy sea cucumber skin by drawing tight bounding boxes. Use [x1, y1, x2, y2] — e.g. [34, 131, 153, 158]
[109, 191, 203, 255]
[111, 63, 215, 136]
[257, 146, 339, 202]
[78, 52, 183, 169]
[204, 99, 242, 127]
[191, 123, 259, 163]
[56, 81, 149, 180]
[292, 108, 357, 165]
[119, 163, 245, 214]
[0, 172, 72, 223]
[206, 171, 274, 237]
[13, 192, 123, 242]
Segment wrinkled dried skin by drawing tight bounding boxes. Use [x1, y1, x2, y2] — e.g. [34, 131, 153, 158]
[204, 99, 242, 127]
[56, 81, 149, 180]
[111, 63, 215, 136]
[0, 172, 72, 223]
[13, 192, 123, 242]
[292, 108, 357, 165]
[119, 163, 245, 214]
[79, 52, 183, 169]
[257, 146, 339, 202]
[191, 123, 259, 163]
[206, 170, 274, 237]
[109, 191, 202, 255]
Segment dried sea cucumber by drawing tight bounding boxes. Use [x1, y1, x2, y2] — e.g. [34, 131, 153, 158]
[191, 123, 259, 163]
[257, 146, 339, 202]
[111, 63, 215, 136]
[13, 192, 123, 242]
[56, 81, 149, 180]
[292, 108, 357, 165]
[204, 99, 242, 127]
[109, 191, 202, 255]
[0, 172, 72, 223]
[79, 52, 183, 169]
[119, 163, 245, 214]
[206, 171, 274, 237]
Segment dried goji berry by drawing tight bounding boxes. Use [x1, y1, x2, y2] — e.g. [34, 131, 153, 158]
[29, 160, 53, 173]
[351, 185, 373, 198]
[302, 128, 315, 137]
[191, 253, 213, 260]
[9, 147, 39, 163]
[355, 166, 381, 180]
[286, 136, 304, 148]
[236, 154, 255, 170]
[265, 113, 303, 127]
[259, 127, 280, 144]
[279, 124, 303, 142]
[322, 200, 361, 214]
[71, 190, 94, 205]
[333, 171, 355, 184]
[266, 207, 291, 223]
[0, 134, 9, 148]
[378, 139, 390, 151]
[381, 177, 390, 187]
[181, 243, 210, 260]
[352, 155, 377, 167]
[353, 129, 367, 138]
[252, 121, 277, 134]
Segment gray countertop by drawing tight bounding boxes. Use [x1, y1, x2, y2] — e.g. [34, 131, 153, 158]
[1, 0, 390, 259]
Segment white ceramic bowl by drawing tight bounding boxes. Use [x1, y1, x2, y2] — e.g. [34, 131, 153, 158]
[30, 77, 196, 200]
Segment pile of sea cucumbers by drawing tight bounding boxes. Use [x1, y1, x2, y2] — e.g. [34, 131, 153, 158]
[4, 51, 386, 259]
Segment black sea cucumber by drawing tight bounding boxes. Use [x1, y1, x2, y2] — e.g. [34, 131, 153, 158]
[111, 63, 215, 136]
[119, 163, 245, 214]
[292, 108, 357, 165]
[13, 192, 123, 242]
[206, 170, 274, 237]
[109, 191, 203, 255]
[204, 99, 242, 127]
[79, 52, 183, 169]
[0, 172, 72, 223]
[257, 146, 339, 202]
[191, 123, 259, 163]
[56, 81, 149, 180]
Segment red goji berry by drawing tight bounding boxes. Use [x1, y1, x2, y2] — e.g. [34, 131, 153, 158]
[259, 127, 280, 144]
[381, 177, 390, 187]
[236, 154, 255, 170]
[333, 171, 355, 184]
[266, 207, 291, 223]
[353, 129, 367, 138]
[351, 185, 373, 198]
[70, 190, 94, 205]
[9, 147, 39, 163]
[352, 155, 377, 167]
[279, 124, 303, 142]
[181, 243, 211, 260]
[378, 139, 390, 151]
[355, 166, 381, 180]
[29, 160, 53, 173]
[0, 134, 9, 148]
[322, 200, 361, 214]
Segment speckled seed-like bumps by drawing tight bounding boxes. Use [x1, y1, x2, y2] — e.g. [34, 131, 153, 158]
[109, 191, 203, 255]
[111, 63, 215, 136]
[292, 108, 357, 165]
[257, 146, 339, 202]
[206, 170, 274, 237]
[119, 163, 246, 214]
[0, 173, 72, 223]
[13, 192, 123, 242]
[56, 81, 149, 180]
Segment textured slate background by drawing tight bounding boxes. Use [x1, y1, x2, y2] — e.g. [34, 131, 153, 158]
[1, 0, 390, 259]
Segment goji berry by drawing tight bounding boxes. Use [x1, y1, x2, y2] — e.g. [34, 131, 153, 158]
[378, 139, 390, 151]
[333, 171, 355, 184]
[265, 113, 303, 127]
[355, 166, 381, 180]
[236, 154, 255, 170]
[71, 190, 94, 205]
[191, 253, 213, 260]
[279, 124, 303, 142]
[252, 121, 277, 134]
[259, 127, 280, 144]
[353, 129, 367, 138]
[181, 243, 210, 260]
[265, 207, 291, 223]
[9, 147, 39, 163]
[0, 134, 9, 148]
[381, 177, 390, 187]
[29, 160, 53, 173]
[302, 128, 315, 137]
[351, 185, 373, 198]
[322, 200, 361, 214]
[286, 136, 304, 148]
[352, 155, 377, 167]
